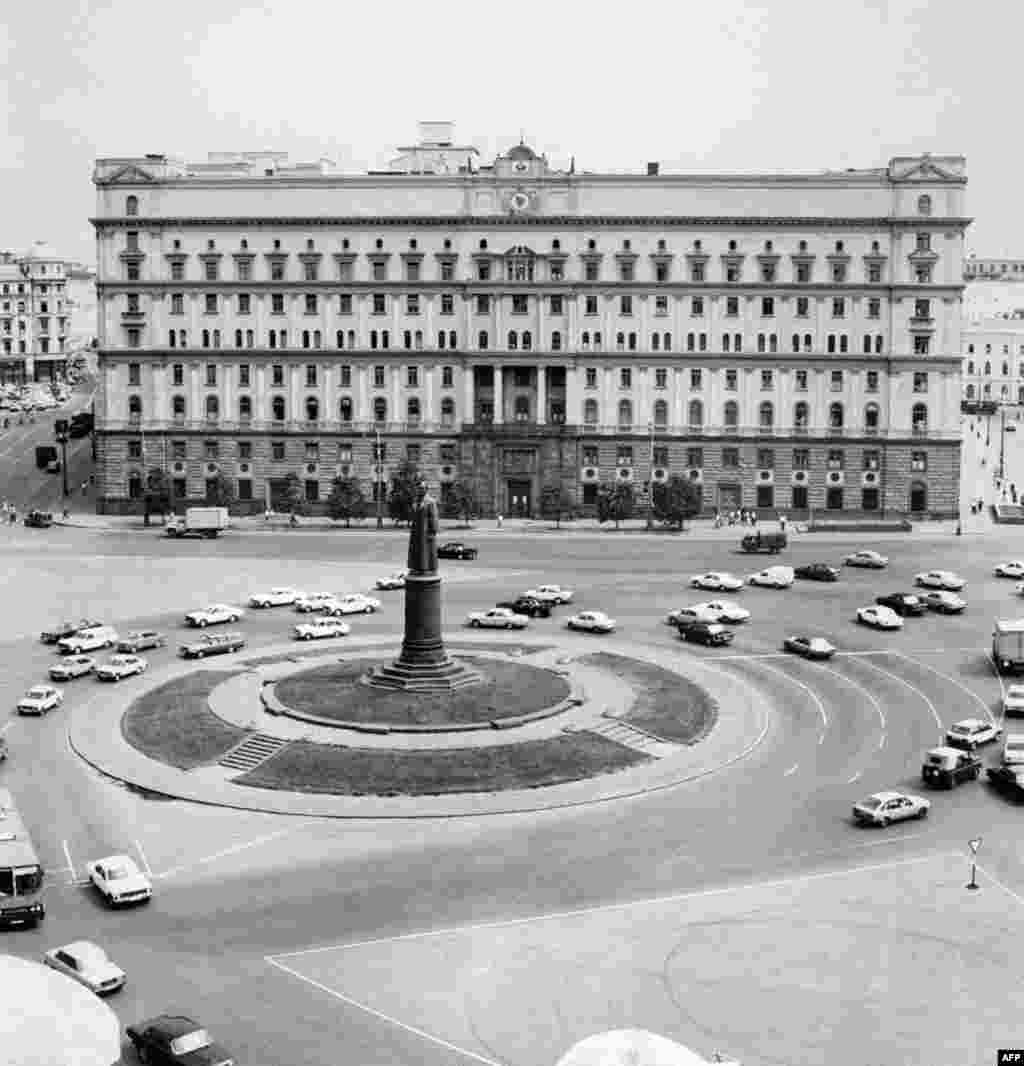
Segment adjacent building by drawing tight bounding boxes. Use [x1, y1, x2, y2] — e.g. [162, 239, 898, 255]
[90, 127, 968, 517]
[962, 315, 1024, 407]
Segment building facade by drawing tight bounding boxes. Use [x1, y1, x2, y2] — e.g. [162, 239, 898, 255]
[91, 128, 968, 518]
[963, 316, 1024, 406]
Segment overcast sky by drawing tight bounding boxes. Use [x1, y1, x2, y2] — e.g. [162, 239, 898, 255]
[0, 0, 1013, 264]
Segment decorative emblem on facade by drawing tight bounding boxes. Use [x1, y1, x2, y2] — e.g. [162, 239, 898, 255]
[507, 187, 535, 215]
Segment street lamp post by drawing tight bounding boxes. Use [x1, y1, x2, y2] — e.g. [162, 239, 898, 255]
[646, 420, 654, 531]
[54, 418, 69, 500]
[375, 428, 384, 530]
[999, 404, 1007, 484]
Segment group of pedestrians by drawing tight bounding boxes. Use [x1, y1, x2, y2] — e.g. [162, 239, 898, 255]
[1, 501, 17, 525]
[713, 509, 760, 528]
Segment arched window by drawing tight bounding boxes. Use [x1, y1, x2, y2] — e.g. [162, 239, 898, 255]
[827, 335, 836, 354]
[688, 399, 703, 427]
[205, 395, 219, 421]
[1003, 362, 1010, 377]
[839, 335, 848, 354]
[202, 329, 211, 349]
[128, 395, 142, 423]
[271, 396, 286, 421]
[794, 401, 809, 429]
[339, 397, 353, 422]
[965, 384, 975, 399]
[616, 332, 625, 351]
[653, 399, 668, 427]
[438, 331, 446, 350]
[380, 330, 389, 349]
[864, 402, 879, 430]
[508, 331, 518, 350]
[403, 330, 412, 351]
[803, 334, 812, 353]
[407, 397, 421, 423]
[127, 471, 143, 499]
[769, 334, 778, 353]
[724, 400, 739, 427]
[687, 333, 696, 352]
[581, 331, 590, 350]
[584, 398, 599, 425]
[733, 334, 742, 352]
[303, 330, 311, 349]
[593, 331, 603, 350]
[651, 333, 660, 351]
[269, 332, 278, 349]
[172, 395, 186, 420]
[723, 334, 731, 352]
[551, 331, 562, 351]
[448, 331, 456, 349]
[178, 330, 187, 348]
[347, 330, 355, 348]
[415, 331, 423, 350]
[1002, 384, 1009, 399]
[912, 403, 928, 433]
[235, 329, 243, 348]
[863, 336, 872, 354]
[125, 195, 138, 216]
[522, 330, 532, 351]
[478, 331, 489, 350]
[828, 402, 844, 429]
[909, 481, 927, 513]
[618, 399, 632, 428]
[984, 361, 992, 375]
[663, 332, 671, 350]
[369, 330, 378, 350]
[373, 397, 387, 423]
[313, 330, 321, 349]
[169, 330, 177, 348]
[239, 396, 252, 420]
[278, 330, 287, 348]
[440, 397, 455, 426]
[967, 360, 974, 375]
[759, 401, 774, 428]
[213, 330, 221, 349]
[757, 333, 766, 353]
[628, 332, 637, 351]
[791, 334, 800, 354]
[337, 330, 345, 349]
[917, 194, 932, 216]
[305, 397, 319, 422]
[874, 335, 883, 354]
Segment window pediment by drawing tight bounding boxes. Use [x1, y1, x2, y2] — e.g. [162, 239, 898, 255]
[298, 252, 323, 262]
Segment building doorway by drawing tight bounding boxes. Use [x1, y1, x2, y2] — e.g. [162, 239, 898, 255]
[909, 482, 927, 513]
[508, 479, 532, 517]
[826, 487, 844, 510]
[717, 483, 741, 512]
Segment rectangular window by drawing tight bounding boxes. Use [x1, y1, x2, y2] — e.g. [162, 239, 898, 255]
[585, 295, 598, 315]
[237, 259, 252, 281]
[439, 365, 452, 388]
[868, 265, 882, 284]
[827, 449, 844, 470]
[911, 451, 927, 472]
[271, 294, 285, 314]
[441, 294, 454, 315]
[171, 293, 184, 315]
[127, 328, 141, 348]
[916, 232, 931, 252]
[726, 266, 740, 283]
[238, 364, 250, 387]
[339, 294, 352, 314]
[440, 262, 455, 282]
[204, 440, 219, 460]
[915, 266, 932, 284]
[172, 440, 187, 460]
[271, 261, 285, 281]
[620, 368, 632, 389]
[372, 262, 387, 282]
[832, 298, 845, 318]
[761, 264, 776, 283]
[272, 441, 285, 461]
[690, 368, 702, 389]
[128, 439, 142, 459]
[407, 366, 419, 388]
[305, 480, 319, 502]
[725, 369, 738, 391]
[373, 294, 386, 314]
[655, 368, 667, 389]
[374, 365, 386, 388]
[792, 448, 809, 469]
[619, 263, 634, 282]
[653, 445, 669, 466]
[691, 296, 704, 316]
[831, 264, 847, 283]
[830, 370, 843, 391]
[306, 364, 317, 387]
[761, 297, 775, 317]
[722, 447, 739, 468]
[796, 297, 809, 318]
[620, 294, 633, 315]
[913, 371, 928, 393]
[205, 364, 217, 387]
[238, 293, 251, 315]
[914, 336, 930, 355]
[204, 260, 218, 281]
[338, 443, 353, 463]
[795, 369, 808, 391]
[173, 478, 186, 499]
[304, 441, 319, 461]
[239, 441, 252, 460]
[726, 297, 739, 317]
[796, 263, 811, 283]
[272, 364, 284, 386]
[616, 446, 633, 466]
[476, 295, 490, 314]
[550, 295, 563, 315]
[305, 294, 318, 314]
[440, 443, 456, 463]
[691, 263, 705, 282]
[406, 262, 420, 283]
[863, 450, 880, 471]
[405, 443, 421, 464]
[172, 363, 184, 386]
[687, 447, 703, 468]
[584, 261, 599, 281]
[757, 449, 774, 469]
[128, 363, 141, 386]
[654, 295, 668, 316]
[512, 295, 528, 314]
[914, 298, 931, 319]
[477, 262, 491, 281]
[406, 294, 420, 315]
[867, 298, 881, 320]
[866, 370, 879, 392]
[761, 369, 773, 389]
[303, 262, 318, 282]
[339, 365, 352, 387]
[585, 367, 597, 388]
[204, 294, 217, 314]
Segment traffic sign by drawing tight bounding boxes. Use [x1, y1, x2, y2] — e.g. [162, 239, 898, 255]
[968, 837, 982, 855]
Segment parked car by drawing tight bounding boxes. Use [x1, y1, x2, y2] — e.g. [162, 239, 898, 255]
[921, 747, 982, 789]
[184, 604, 242, 628]
[43, 940, 125, 995]
[782, 636, 836, 660]
[856, 605, 903, 630]
[666, 605, 721, 629]
[23, 510, 53, 528]
[496, 596, 552, 618]
[117, 630, 167, 653]
[438, 542, 478, 560]
[914, 570, 966, 591]
[524, 583, 574, 604]
[95, 655, 148, 682]
[179, 632, 246, 659]
[844, 550, 889, 569]
[294, 617, 351, 641]
[375, 571, 407, 590]
[681, 621, 734, 646]
[1004, 684, 1024, 716]
[0, 736, 7, 761]
[693, 600, 751, 624]
[794, 563, 840, 582]
[294, 592, 339, 613]
[248, 587, 301, 608]
[690, 572, 744, 592]
[920, 590, 966, 614]
[40, 618, 101, 645]
[87, 855, 152, 907]
[57, 625, 119, 656]
[126, 1015, 233, 1066]
[17, 684, 64, 716]
[875, 592, 926, 617]
[852, 791, 930, 826]
[1004, 734, 1024, 765]
[467, 607, 530, 629]
[994, 560, 1024, 579]
[986, 764, 1024, 797]
[747, 566, 795, 589]
[566, 610, 616, 633]
[946, 718, 1003, 750]
[322, 593, 381, 616]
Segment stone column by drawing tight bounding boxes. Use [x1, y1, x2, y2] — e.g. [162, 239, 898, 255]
[493, 363, 504, 424]
[536, 365, 547, 424]
[463, 364, 474, 424]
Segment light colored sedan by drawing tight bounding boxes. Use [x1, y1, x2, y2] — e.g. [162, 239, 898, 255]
[747, 566, 795, 589]
[995, 561, 1024, 579]
[856, 605, 904, 630]
[689, 572, 744, 592]
[43, 940, 125, 995]
[921, 590, 966, 614]
[666, 605, 720, 627]
[914, 570, 966, 591]
[294, 591, 338, 613]
[322, 593, 381, 616]
[852, 791, 930, 826]
[87, 854, 152, 907]
[375, 571, 407, 590]
[95, 654, 148, 682]
[1003, 684, 1024, 716]
[184, 603, 242, 628]
[294, 617, 351, 641]
[844, 550, 889, 569]
[566, 610, 616, 633]
[466, 607, 530, 629]
[694, 600, 751, 623]
[524, 584, 574, 604]
[49, 655, 97, 681]
[248, 586, 301, 608]
[17, 684, 64, 715]
[946, 718, 1002, 750]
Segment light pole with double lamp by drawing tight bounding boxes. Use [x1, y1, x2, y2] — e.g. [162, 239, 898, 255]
[646, 420, 655, 530]
[54, 418, 70, 500]
[375, 428, 384, 530]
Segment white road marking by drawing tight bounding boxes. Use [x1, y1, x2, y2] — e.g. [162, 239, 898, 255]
[783, 763, 799, 777]
[877, 733, 886, 750]
[854, 658, 944, 733]
[818, 732, 826, 745]
[61, 840, 76, 882]
[743, 659, 828, 731]
[154, 826, 300, 880]
[974, 860, 1024, 910]
[134, 840, 153, 879]
[0, 721, 13, 735]
[895, 652, 999, 727]
[847, 770, 862, 784]
[989, 654, 1009, 727]
[265, 957, 504, 1066]
[818, 662, 886, 733]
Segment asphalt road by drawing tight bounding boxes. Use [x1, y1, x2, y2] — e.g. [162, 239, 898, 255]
[1, 525, 1022, 1065]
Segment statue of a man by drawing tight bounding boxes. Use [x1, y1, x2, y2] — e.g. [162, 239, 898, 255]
[407, 478, 439, 573]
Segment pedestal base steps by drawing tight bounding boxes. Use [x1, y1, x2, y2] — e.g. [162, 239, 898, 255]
[362, 656, 483, 693]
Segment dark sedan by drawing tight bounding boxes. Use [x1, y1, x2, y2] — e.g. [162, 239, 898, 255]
[783, 635, 837, 660]
[681, 622, 734, 647]
[496, 596, 552, 618]
[794, 563, 840, 582]
[875, 592, 927, 617]
[437, 542, 478, 560]
[126, 1014, 234, 1065]
[24, 510, 53, 528]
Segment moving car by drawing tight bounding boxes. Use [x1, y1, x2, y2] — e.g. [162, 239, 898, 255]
[690, 571, 744, 592]
[920, 590, 966, 614]
[874, 592, 926, 617]
[184, 604, 242, 628]
[524, 583, 574, 604]
[496, 596, 552, 618]
[681, 621, 734, 646]
[126, 1015, 233, 1066]
[783, 636, 836, 660]
[0, 736, 7, 761]
[48, 655, 97, 681]
[694, 600, 750, 624]
[945, 718, 1002, 750]
[375, 571, 407, 590]
[87, 855, 152, 906]
[994, 560, 1024, 579]
[437, 542, 478, 560]
[739, 531, 787, 553]
[852, 791, 929, 826]
[1003, 684, 1024, 716]
[921, 747, 982, 789]
[23, 510, 53, 528]
[248, 587, 301, 608]
[293, 591, 338, 613]
[747, 565, 795, 589]
[794, 563, 840, 582]
[566, 610, 616, 633]
[914, 570, 966, 591]
[95, 655, 148, 682]
[1002, 734, 1024, 765]
[17, 685, 64, 716]
[856, 605, 904, 630]
[57, 625, 119, 655]
[467, 607, 530, 629]
[844, 550, 889, 569]
[986, 763, 1024, 797]
[322, 593, 381, 616]
[666, 605, 720, 629]
[117, 630, 167, 653]
[43, 940, 125, 995]
[179, 632, 246, 659]
[294, 617, 351, 641]
[40, 618, 101, 644]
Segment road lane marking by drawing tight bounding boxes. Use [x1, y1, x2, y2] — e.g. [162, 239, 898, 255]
[0, 721, 13, 735]
[877, 733, 886, 750]
[974, 860, 1024, 910]
[154, 826, 300, 880]
[742, 659, 828, 731]
[847, 770, 862, 783]
[62, 840, 76, 883]
[265, 957, 503, 1066]
[134, 840, 153, 879]
[895, 652, 998, 727]
[989, 654, 1008, 727]
[854, 658, 944, 734]
[783, 763, 799, 777]
[818, 663, 886, 733]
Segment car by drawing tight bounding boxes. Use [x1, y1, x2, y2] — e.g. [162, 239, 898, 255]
[681, 621, 734, 646]
[690, 571, 744, 592]
[126, 1014, 233, 1066]
[945, 718, 1003, 751]
[875, 592, 926, 617]
[184, 604, 242, 628]
[17, 684, 64, 716]
[0, 736, 7, 762]
[524, 584, 574, 604]
[294, 617, 351, 641]
[921, 747, 982, 789]
[40, 618, 102, 644]
[747, 566, 795, 589]
[920, 590, 966, 614]
[179, 632, 247, 659]
[294, 591, 339, 613]
[693, 600, 751, 624]
[87, 854, 152, 906]
[57, 625, 119, 655]
[248, 586, 301, 608]
[994, 561, 1024, 579]
[856, 605, 904, 630]
[49, 655, 97, 681]
[95, 654, 148, 682]
[43, 940, 126, 996]
[496, 596, 552, 618]
[375, 571, 407, 590]
[467, 607, 530, 629]
[437, 542, 478, 560]
[1016, 581, 1024, 598]
[1004, 684, 1024, 716]
[1004, 734, 1024, 765]
[322, 593, 381, 616]
[986, 763, 1024, 797]
[852, 791, 930, 826]
[117, 630, 167, 653]
[914, 570, 966, 591]
[566, 610, 616, 633]
[794, 563, 840, 582]
[783, 636, 837, 660]
[844, 550, 889, 569]
[23, 510, 53, 528]
[666, 605, 721, 629]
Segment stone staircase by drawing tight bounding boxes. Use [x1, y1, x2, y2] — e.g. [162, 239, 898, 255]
[218, 733, 290, 773]
[577, 717, 670, 756]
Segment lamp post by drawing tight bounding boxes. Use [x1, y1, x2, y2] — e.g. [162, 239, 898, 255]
[646, 420, 654, 530]
[54, 418, 70, 500]
[999, 404, 1007, 484]
[375, 428, 384, 530]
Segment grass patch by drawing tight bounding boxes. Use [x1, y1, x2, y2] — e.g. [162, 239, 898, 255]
[579, 652, 718, 745]
[236, 732, 648, 796]
[448, 642, 554, 656]
[274, 656, 569, 726]
[121, 670, 249, 770]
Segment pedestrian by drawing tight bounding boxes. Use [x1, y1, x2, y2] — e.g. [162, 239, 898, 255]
[80, 480, 88, 496]
[8, 509, 15, 526]
[264, 506, 271, 523]
[779, 513, 787, 532]
[496, 512, 503, 529]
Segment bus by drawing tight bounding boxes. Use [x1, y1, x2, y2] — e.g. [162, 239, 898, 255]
[0, 789, 45, 928]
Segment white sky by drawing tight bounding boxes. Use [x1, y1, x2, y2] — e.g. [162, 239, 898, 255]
[0, 0, 1014, 263]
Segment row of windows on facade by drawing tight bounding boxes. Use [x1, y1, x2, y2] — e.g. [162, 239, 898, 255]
[0, 278, 62, 297]
[966, 360, 1024, 377]
[2, 338, 64, 354]
[2, 298, 63, 313]
[965, 383, 1024, 402]
[136, 438, 457, 464]
[2, 317, 64, 334]
[966, 342, 1024, 356]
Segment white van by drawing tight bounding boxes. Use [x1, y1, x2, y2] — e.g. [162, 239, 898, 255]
[57, 626, 118, 656]
[1002, 734, 1024, 766]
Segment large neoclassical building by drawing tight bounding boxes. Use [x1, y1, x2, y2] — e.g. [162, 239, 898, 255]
[90, 125, 967, 517]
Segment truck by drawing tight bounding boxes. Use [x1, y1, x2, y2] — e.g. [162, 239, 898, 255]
[992, 619, 1024, 674]
[34, 445, 58, 470]
[740, 530, 787, 553]
[164, 507, 230, 539]
[921, 746, 981, 789]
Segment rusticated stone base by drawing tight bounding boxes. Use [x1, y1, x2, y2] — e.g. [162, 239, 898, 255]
[363, 656, 483, 693]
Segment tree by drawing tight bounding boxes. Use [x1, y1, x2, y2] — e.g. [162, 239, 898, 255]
[203, 472, 236, 510]
[540, 484, 572, 528]
[596, 481, 634, 530]
[387, 459, 420, 525]
[652, 475, 703, 530]
[143, 468, 171, 526]
[281, 472, 308, 517]
[326, 476, 366, 528]
[444, 480, 476, 525]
